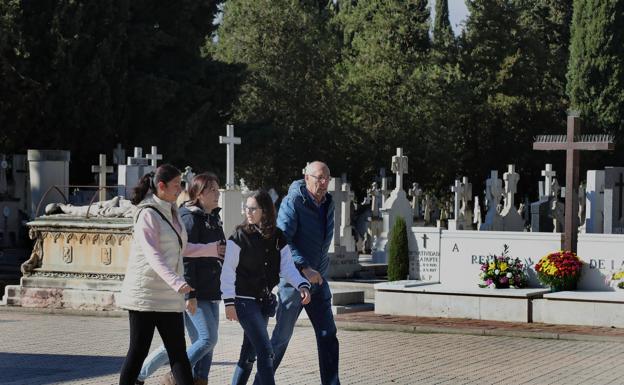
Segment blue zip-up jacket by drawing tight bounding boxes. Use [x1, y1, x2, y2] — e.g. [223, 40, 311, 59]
[277, 179, 334, 278]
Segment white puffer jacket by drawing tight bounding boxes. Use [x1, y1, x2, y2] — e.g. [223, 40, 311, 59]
[118, 195, 188, 312]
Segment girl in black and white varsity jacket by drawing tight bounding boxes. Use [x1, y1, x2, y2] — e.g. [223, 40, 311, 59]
[220, 190, 311, 385]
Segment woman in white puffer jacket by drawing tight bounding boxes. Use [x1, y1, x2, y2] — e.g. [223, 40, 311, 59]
[118, 164, 222, 385]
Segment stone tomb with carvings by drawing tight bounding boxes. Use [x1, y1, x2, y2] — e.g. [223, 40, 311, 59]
[3, 215, 132, 310]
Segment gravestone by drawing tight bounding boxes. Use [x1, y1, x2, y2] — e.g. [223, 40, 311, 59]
[531, 164, 556, 233]
[327, 176, 360, 277]
[500, 164, 524, 231]
[218, 125, 244, 237]
[448, 177, 472, 230]
[373, 148, 413, 263]
[603, 167, 624, 234]
[146, 146, 162, 168]
[117, 147, 153, 199]
[408, 182, 422, 219]
[473, 196, 483, 229]
[584, 170, 605, 233]
[479, 171, 503, 231]
[27, 150, 70, 219]
[91, 154, 113, 202]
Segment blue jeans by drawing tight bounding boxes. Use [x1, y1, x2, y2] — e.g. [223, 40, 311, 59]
[138, 300, 220, 381]
[232, 280, 340, 385]
[232, 298, 275, 385]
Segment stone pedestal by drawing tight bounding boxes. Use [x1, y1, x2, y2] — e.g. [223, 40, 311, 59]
[27, 150, 70, 219]
[3, 216, 132, 310]
[219, 189, 244, 238]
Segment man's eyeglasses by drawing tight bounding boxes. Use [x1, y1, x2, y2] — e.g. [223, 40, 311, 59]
[244, 206, 260, 213]
[307, 174, 331, 183]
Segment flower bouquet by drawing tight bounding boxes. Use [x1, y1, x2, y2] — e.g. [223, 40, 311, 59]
[609, 271, 624, 289]
[535, 250, 583, 291]
[478, 245, 528, 289]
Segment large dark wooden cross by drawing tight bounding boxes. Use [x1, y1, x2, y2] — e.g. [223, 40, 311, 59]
[533, 112, 614, 252]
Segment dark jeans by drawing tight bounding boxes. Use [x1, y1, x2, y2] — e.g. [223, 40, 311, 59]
[232, 298, 275, 385]
[119, 310, 194, 385]
[232, 280, 340, 385]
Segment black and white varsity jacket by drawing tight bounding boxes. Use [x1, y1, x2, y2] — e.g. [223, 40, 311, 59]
[220, 226, 310, 306]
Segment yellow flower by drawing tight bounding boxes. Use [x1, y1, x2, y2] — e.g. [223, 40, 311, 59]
[499, 262, 508, 272]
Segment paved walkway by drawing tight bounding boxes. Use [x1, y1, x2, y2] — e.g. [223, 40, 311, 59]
[2, 310, 624, 384]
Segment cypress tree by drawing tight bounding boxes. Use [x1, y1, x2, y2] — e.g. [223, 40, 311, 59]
[567, 0, 624, 136]
[433, 0, 454, 47]
[387, 216, 409, 281]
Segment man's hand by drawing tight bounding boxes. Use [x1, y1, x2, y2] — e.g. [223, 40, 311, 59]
[300, 287, 311, 305]
[225, 305, 238, 321]
[302, 267, 323, 285]
[186, 298, 197, 315]
[178, 283, 195, 294]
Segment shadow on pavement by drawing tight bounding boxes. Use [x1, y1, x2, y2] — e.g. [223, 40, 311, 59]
[0, 352, 238, 384]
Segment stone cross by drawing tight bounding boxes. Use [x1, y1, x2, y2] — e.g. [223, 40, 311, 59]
[541, 164, 556, 197]
[219, 124, 241, 189]
[91, 154, 113, 202]
[534, 112, 614, 252]
[182, 166, 195, 191]
[113, 143, 125, 165]
[391, 147, 408, 191]
[503, 164, 520, 210]
[0, 154, 8, 196]
[146, 146, 163, 168]
[451, 179, 463, 219]
[127, 147, 148, 166]
[408, 182, 422, 217]
[485, 170, 503, 209]
[368, 182, 381, 217]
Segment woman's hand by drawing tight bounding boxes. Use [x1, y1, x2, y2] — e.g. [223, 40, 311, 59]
[225, 305, 238, 321]
[178, 283, 195, 294]
[186, 298, 197, 315]
[300, 287, 311, 305]
[217, 242, 226, 258]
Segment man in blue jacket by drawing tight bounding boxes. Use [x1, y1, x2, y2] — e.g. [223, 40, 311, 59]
[272, 161, 339, 384]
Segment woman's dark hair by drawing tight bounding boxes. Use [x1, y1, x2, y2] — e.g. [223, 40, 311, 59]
[240, 190, 276, 239]
[131, 164, 181, 205]
[188, 172, 219, 208]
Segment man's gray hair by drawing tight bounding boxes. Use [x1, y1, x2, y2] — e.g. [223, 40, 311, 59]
[304, 161, 330, 176]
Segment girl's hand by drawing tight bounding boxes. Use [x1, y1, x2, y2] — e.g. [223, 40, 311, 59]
[300, 287, 311, 305]
[186, 298, 197, 315]
[178, 283, 195, 294]
[225, 305, 238, 321]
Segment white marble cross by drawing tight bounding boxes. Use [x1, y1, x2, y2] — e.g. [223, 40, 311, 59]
[503, 164, 520, 209]
[92, 154, 113, 202]
[113, 143, 125, 165]
[542, 164, 556, 197]
[127, 147, 148, 166]
[391, 147, 408, 191]
[451, 179, 464, 218]
[146, 146, 163, 168]
[368, 182, 381, 217]
[219, 124, 241, 189]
